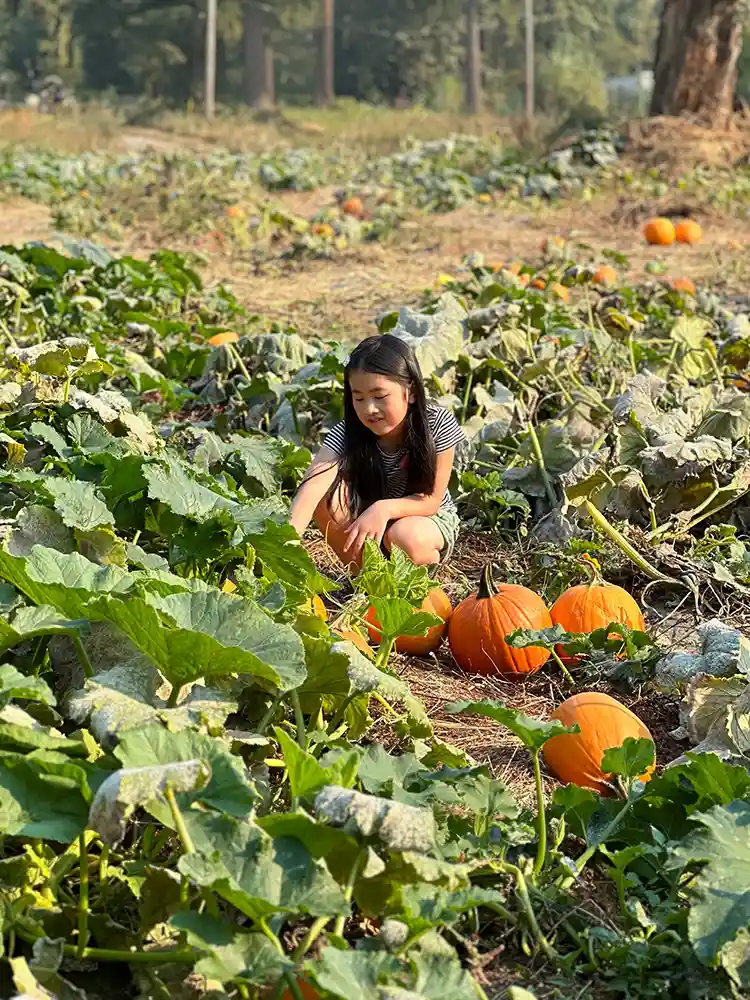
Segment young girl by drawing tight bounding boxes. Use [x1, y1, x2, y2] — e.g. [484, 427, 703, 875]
[289, 334, 464, 569]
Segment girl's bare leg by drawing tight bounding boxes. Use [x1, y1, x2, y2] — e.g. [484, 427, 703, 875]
[313, 483, 362, 572]
[384, 516, 443, 566]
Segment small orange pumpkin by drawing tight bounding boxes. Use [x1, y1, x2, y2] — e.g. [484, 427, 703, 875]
[225, 204, 244, 219]
[311, 223, 335, 238]
[644, 217, 675, 246]
[208, 331, 239, 347]
[365, 587, 452, 656]
[548, 281, 569, 302]
[342, 196, 365, 218]
[277, 979, 320, 1000]
[593, 265, 617, 287]
[675, 219, 702, 245]
[335, 629, 375, 660]
[671, 276, 696, 295]
[544, 692, 655, 793]
[448, 566, 552, 679]
[550, 557, 645, 639]
[531, 278, 546, 290]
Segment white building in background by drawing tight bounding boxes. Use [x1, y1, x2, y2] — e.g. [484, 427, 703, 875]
[606, 70, 654, 115]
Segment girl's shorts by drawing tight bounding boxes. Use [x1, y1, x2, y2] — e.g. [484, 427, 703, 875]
[431, 506, 460, 562]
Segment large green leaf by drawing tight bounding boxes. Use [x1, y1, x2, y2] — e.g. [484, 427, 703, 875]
[169, 911, 290, 986]
[275, 728, 360, 801]
[179, 813, 349, 921]
[115, 725, 257, 823]
[0, 605, 86, 656]
[35, 477, 115, 531]
[314, 786, 437, 854]
[669, 800, 750, 964]
[0, 545, 133, 619]
[248, 519, 335, 595]
[88, 759, 211, 847]
[87, 589, 306, 692]
[309, 948, 399, 1000]
[0, 664, 56, 709]
[0, 751, 92, 842]
[67, 659, 236, 746]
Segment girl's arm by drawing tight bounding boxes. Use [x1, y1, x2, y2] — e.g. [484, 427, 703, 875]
[376, 447, 456, 519]
[288, 446, 340, 535]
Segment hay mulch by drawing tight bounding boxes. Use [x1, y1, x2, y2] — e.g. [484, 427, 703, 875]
[623, 113, 750, 173]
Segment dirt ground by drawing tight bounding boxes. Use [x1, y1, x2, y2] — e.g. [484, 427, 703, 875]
[3, 184, 747, 342]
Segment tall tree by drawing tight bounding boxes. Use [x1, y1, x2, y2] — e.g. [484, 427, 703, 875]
[465, 0, 482, 113]
[243, 0, 274, 106]
[317, 0, 334, 105]
[650, 0, 744, 126]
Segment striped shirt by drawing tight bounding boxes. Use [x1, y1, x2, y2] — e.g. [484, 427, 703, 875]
[323, 404, 464, 512]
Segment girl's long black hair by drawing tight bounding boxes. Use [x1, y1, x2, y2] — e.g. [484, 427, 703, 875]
[334, 334, 437, 516]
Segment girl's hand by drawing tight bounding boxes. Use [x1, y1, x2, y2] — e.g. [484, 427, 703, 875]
[343, 502, 390, 555]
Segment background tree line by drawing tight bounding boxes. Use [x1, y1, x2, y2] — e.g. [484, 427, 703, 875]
[0, 0, 659, 120]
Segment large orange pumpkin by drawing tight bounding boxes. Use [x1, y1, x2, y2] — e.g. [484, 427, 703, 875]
[448, 566, 552, 679]
[342, 196, 365, 218]
[675, 219, 702, 245]
[550, 558, 645, 638]
[365, 587, 452, 656]
[543, 692, 655, 793]
[643, 217, 675, 246]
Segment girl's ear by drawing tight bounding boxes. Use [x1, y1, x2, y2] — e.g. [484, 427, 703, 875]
[408, 385, 416, 405]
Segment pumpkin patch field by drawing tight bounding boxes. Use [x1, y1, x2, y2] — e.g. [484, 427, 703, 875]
[4, 114, 750, 1000]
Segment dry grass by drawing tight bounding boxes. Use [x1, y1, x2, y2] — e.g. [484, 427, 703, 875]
[623, 112, 750, 172]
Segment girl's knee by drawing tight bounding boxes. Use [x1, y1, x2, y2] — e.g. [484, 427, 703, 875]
[385, 520, 441, 565]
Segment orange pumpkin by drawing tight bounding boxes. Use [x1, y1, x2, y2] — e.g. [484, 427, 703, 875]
[225, 204, 244, 219]
[644, 217, 675, 246]
[335, 629, 375, 659]
[548, 282, 569, 302]
[518, 273, 531, 287]
[544, 692, 655, 793]
[550, 558, 645, 639]
[208, 331, 239, 347]
[365, 587, 452, 656]
[593, 265, 617, 287]
[448, 566, 552, 679]
[675, 219, 702, 245]
[531, 278, 546, 290]
[671, 276, 696, 295]
[342, 196, 365, 218]
[311, 223, 335, 238]
[508, 260, 523, 275]
[275, 979, 320, 1000]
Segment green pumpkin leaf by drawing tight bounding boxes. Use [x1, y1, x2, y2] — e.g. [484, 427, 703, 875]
[314, 785, 437, 854]
[370, 597, 441, 643]
[274, 728, 360, 801]
[179, 813, 349, 921]
[0, 605, 87, 656]
[601, 737, 655, 782]
[668, 800, 750, 964]
[88, 589, 306, 692]
[0, 664, 56, 709]
[115, 725, 257, 824]
[89, 759, 211, 847]
[169, 911, 290, 986]
[445, 700, 578, 751]
[0, 751, 92, 842]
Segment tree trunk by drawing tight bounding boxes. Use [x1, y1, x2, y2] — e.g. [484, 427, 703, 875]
[649, 0, 744, 127]
[243, 1, 275, 108]
[317, 0, 335, 106]
[465, 0, 482, 114]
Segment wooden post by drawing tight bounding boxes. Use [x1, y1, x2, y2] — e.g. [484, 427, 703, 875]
[244, 1, 275, 107]
[205, 0, 217, 120]
[466, 0, 482, 114]
[525, 0, 535, 125]
[317, 0, 335, 106]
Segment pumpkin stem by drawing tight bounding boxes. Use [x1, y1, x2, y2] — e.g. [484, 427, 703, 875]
[477, 563, 499, 599]
[578, 555, 605, 588]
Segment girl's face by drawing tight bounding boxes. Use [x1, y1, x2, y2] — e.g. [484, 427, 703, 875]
[348, 369, 413, 439]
